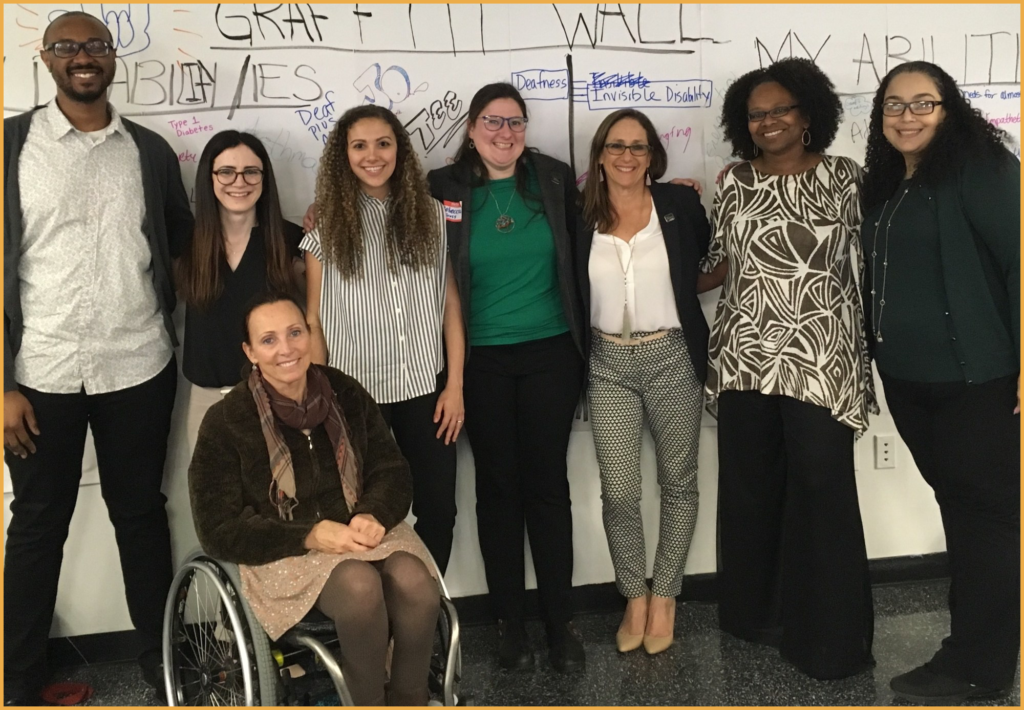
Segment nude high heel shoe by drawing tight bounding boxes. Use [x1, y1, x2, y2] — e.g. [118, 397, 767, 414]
[643, 595, 675, 655]
[615, 590, 649, 653]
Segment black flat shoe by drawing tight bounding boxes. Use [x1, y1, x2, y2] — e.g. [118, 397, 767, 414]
[547, 621, 585, 673]
[890, 664, 1008, 705]
[497, 619, 534, 671]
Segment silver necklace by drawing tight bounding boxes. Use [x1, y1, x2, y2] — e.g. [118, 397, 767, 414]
[869, 186, 910, 343]
[488, 188, 517, 234]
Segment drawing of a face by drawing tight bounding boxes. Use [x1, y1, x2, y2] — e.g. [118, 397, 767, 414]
[467, 98, 527, 179]
[40, 14, 117, 104]
[347, 117, 398, 200]
[746, 81, 809, 157]
[881, 71, 946, 167]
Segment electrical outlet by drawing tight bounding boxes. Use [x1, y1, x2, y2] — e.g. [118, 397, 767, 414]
[874, 434, 896, 469]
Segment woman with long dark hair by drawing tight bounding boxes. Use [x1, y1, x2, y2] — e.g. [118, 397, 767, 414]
[177, 130, 303, 449]
[862, 61, 1019, 705]
[302, 104, 465, 575]
[576, 109, 710, 655]
[427, 83, 587, 672]
[703, 58, 876, 680]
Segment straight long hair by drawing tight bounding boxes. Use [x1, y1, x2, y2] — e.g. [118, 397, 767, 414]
[178, 131, 295, 310]
[582, 109, 668, 233]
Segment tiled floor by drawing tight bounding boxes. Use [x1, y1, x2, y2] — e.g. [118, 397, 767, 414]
[50, 580, 1020, 706]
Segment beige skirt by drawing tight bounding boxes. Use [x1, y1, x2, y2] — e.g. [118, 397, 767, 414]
[238, 521, 435, 641]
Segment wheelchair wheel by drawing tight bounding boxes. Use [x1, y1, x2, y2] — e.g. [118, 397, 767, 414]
[163, 559, 276, 706]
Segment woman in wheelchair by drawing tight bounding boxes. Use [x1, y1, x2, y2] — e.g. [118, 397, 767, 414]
[189, 292, 441, 706]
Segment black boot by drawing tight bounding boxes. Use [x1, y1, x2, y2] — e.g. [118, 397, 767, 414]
[547, 621, 585, 673]
[497, 619, 534, 671]
[890, 664, 1008, 705]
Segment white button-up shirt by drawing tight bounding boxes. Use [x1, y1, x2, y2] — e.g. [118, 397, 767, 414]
[15, 102, 172, 394]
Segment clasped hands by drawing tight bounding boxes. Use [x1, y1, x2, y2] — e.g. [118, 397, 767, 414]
[304, 513, 385, 555]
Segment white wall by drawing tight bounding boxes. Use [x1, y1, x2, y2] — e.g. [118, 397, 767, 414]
[5, 2, 1017, 638]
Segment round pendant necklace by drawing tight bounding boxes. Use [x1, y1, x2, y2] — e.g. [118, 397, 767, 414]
[488, 188, 517, 234]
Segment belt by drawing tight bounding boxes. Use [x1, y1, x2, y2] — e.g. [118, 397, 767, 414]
[593, 328, 671, 346]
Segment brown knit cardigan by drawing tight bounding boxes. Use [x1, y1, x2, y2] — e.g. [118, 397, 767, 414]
[189, 365, 412, 566]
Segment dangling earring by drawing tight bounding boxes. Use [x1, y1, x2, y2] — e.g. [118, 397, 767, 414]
[469, 139, 475, 150]
[645, 169, 652, 186]
[598, 166, 605, 182]
[251, 362, 258, 371]
[752, 145, 759, 158]
[802, 129, 811, 146]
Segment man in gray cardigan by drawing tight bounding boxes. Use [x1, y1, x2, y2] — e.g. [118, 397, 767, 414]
[3, 11, 193, 705]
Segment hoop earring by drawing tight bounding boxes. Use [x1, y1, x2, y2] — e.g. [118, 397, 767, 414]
[802, 129, 811, 146]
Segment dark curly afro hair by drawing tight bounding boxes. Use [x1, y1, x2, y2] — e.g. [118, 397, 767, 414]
[861, 61, 1012, 209]
[720, 57, 842, 160]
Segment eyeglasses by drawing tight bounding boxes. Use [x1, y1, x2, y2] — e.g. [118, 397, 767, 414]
[478, 115, 528, 132]
[213, 167, 264, 185]
[882, 100, 944, 117]
[43, 40, 114, 58]
[604, 142, 651, 157]
[747, 104, 800, 122]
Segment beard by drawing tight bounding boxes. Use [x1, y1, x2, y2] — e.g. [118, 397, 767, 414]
[53, 63, 114, 104]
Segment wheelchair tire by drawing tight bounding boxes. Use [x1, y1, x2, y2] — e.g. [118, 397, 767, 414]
[162, 558, 279, 706]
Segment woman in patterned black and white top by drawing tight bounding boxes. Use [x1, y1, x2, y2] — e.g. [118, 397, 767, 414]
[301, 104, 465, 574]
[701, 58, 876, 680]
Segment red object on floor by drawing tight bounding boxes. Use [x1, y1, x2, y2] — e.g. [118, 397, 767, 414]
[40, 682, 94, 706]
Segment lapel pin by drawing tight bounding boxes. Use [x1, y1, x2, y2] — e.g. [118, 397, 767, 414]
[664, 213, 676, 222]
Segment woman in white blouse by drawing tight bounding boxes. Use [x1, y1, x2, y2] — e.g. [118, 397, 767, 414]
[576, 109, 711, 655]
[302, 104, 465, 574]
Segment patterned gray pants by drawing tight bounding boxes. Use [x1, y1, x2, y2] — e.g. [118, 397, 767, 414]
[587, 329, 703, 598]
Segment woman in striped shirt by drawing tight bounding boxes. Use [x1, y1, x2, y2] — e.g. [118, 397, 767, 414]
[301, 105, 465, 574]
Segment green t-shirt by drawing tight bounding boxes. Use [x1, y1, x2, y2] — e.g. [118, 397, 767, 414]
[468, 171, 569, 346]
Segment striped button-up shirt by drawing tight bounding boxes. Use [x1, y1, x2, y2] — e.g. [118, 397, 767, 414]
[300, 193, 447, 404]
[15, 102, 172, 395]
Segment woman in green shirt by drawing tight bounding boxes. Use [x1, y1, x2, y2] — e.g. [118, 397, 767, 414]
[427, 83, 587, 673]
[862, 61, 1020, 705]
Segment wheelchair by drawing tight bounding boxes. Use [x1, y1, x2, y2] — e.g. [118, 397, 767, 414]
[161, 548, 462, 706]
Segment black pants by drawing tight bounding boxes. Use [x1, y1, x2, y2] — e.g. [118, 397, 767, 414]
[463, 332, 583, 625]
[4, 360, 177, 698]
[378, 385, 458, 574]
[716, 390, 874, 680]
[880, 372, 1020, 689]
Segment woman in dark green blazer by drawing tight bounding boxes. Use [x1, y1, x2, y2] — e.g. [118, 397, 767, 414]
[862, 61, 1020, 706]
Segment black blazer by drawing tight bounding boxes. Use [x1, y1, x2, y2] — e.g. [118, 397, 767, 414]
[575, 181, 711, 382]
[427, 151, 586, 360]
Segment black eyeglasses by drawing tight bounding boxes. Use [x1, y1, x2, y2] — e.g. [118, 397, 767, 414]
[604, 142, 651, 157]
[747, 104, 800, 122]
[43, 40, 114, 58]
[213, 168, 264, 185]
[478, 115, 528, 132]
[882, 100, 944, 117]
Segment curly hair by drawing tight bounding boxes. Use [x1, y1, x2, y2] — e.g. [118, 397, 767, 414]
[314, 104, 441, 278]
[861, 61, 1012, 209]
[582, 109, 668, 233]
[720, 57, 842, 160]
[452, 82, 545, 219]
